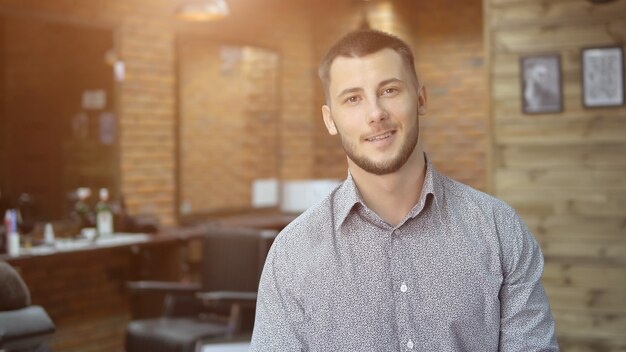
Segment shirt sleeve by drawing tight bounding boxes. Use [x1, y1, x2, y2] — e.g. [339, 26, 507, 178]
[250, 237, 305, 351]
[498, 210, 559, 351]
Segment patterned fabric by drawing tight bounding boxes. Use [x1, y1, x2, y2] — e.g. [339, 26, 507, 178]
[251, 156, 559, 351]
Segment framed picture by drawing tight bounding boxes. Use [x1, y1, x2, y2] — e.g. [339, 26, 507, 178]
[581, 46, 624, 108]
[520, 54, 563, 114]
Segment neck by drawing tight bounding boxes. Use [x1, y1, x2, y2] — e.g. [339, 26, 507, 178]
[349, 147, 426, 226]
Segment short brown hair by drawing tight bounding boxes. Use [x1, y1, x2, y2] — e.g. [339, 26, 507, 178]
[318, 29, 419, 104]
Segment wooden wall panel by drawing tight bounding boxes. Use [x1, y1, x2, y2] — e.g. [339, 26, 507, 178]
[485, 0, 626, 349]
[494, 117, 626, 145]
[490, 1, 626, 29]
[493, 21, 626, 53]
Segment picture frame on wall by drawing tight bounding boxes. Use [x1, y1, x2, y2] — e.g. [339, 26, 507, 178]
[581, 46, 624, 108]
[520, 54, 563, 114]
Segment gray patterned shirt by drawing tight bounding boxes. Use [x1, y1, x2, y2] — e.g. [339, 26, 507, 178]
[251, 157, 558, 351]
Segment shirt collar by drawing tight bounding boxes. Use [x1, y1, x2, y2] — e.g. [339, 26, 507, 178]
[406, 155, 441, 219]
[333, 153, 444, 231]
[333, 171, 362, 231]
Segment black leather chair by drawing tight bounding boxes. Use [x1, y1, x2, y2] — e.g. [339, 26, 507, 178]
[125, 227, 277, 352]
[0, 261, 55, 352]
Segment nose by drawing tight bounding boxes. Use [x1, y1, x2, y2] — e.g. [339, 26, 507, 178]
[367, 98, 389, 124]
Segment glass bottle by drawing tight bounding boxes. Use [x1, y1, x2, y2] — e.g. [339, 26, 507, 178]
[73, 187, 94, 230]
[96, 188, 113, 237]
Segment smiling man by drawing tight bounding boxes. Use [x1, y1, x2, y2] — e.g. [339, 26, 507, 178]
[250, 30, 558, 351]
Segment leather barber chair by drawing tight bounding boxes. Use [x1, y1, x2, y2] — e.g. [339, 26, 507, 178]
[125, 227, 277, 352]
[0, 261, 55, 352]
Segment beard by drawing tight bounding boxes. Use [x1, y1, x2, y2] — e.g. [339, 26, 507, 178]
[337, 120, 419, 176]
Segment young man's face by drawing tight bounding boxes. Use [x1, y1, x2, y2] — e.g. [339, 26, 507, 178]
[322, 48, 427, 176]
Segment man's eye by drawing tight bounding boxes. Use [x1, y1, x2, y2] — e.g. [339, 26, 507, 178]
[345, 96, 360, 104]
[381, 88, 398, 96]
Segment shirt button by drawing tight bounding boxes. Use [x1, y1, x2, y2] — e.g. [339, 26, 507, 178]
[400, 282, 408, 293]
[407, 339, 414, 349]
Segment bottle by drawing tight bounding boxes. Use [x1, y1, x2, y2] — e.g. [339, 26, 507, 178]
[44, 223, 55, 244]
[3, 209, 11, 254]
[96, 188, 113, 237]
[6, 209, 20, 256]
[73, 187, 93, 230]
[0, 191, 8, 254]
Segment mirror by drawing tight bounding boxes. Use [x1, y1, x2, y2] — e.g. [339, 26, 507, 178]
[177, 36, 280, 218]
[0, 14, 117, 221]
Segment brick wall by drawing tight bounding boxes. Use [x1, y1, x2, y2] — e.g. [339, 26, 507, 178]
[117, 15, 177, 225]
[412, 0, 488, 191]
[178, 38, 280, 213]
[176, 1, 319, 183]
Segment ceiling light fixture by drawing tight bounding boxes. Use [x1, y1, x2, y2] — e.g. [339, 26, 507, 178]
[175, 0, 230, 22]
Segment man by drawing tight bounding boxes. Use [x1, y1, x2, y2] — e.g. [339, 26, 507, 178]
[250, 29, 558, 351]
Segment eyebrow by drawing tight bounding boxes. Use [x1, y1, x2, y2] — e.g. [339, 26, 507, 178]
[335, 78, 404, 99]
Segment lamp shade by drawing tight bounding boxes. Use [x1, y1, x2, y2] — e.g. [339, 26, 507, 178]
[176, 0, 229, 21]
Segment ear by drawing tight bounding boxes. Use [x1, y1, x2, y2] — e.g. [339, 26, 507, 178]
[322, 105, 338, 135]
[417, 85, 428, 116]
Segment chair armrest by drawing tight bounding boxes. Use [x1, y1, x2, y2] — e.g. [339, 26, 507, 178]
[0, 306, 55, 350]
[195, 291, 257, 336]
[195, 291, 257, 307]
[126, 281, 202, 295]
[162, 293, 205, 318]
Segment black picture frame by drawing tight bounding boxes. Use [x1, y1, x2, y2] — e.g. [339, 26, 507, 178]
[520, 54, 563, 114]
[581, 46, 625, 108]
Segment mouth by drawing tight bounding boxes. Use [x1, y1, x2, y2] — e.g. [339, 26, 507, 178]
[364, 130, 396, 142]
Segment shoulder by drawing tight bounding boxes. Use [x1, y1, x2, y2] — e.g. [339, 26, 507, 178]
[439, 174, 538, 256]
[439, 174, 518, 221]
[437, 173, 535, 254]
[270, 183, 342, 256]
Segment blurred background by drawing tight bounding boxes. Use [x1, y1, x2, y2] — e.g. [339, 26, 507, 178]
[0, 0, 624, 351]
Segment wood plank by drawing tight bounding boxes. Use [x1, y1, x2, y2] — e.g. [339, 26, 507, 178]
[552, 310, 626, 340]
[501, 195, 558, 217]
[568, 197, 626, 219]
[501, 192, 626, 218]
[504, 195, 626, 219]
[543, 262, 626, 289]
[545, 286, 626, 314]
[495, 168, 626, 190]
[496, 144, 626, 170]
[490, 0, 626, 30]
[494, 117, 626, 146]
[493, 96, 626, 120]
[538, 237, 626, 262]
[492, 20, 626, 54]
[557, 335, 626, 352]
[522, 215, 626, 241]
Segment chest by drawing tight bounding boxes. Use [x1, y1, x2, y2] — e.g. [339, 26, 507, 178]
[295, 224, 503, 350]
